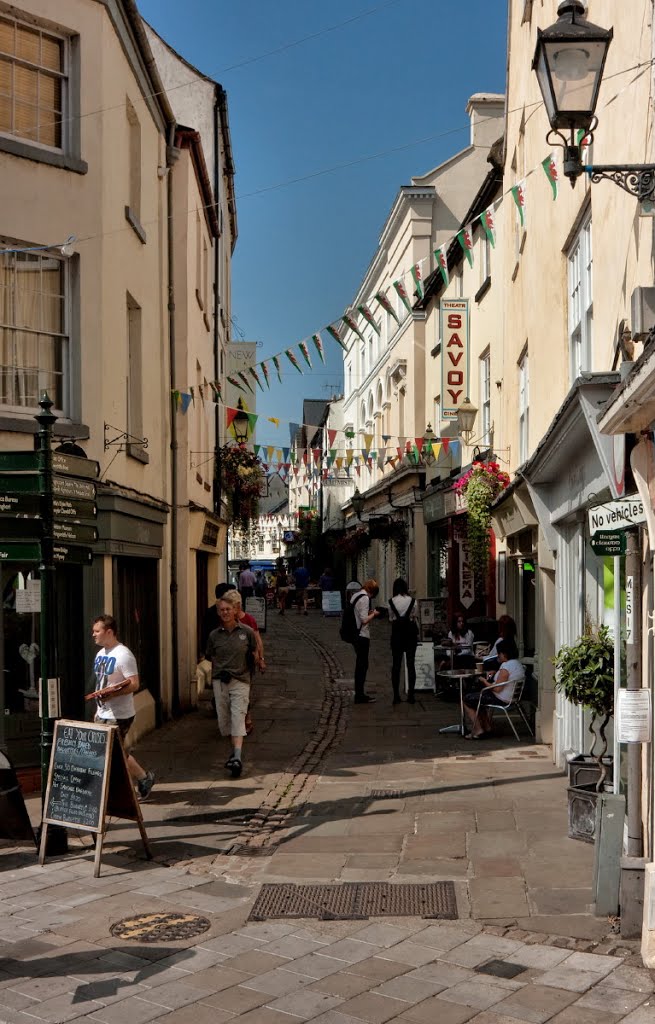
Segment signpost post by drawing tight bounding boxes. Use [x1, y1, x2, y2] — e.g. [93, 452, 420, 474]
[0, 393, 99, 855]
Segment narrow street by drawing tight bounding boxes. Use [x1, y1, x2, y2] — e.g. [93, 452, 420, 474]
[1, 612, 653, 1023]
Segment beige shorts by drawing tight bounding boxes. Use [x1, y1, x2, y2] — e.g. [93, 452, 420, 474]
[212, 678, 250, 738]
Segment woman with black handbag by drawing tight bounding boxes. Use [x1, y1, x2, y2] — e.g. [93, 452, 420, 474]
[388, 578, 419, 704]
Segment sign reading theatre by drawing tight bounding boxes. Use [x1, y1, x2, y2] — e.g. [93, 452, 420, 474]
[440, 299, 470, 420]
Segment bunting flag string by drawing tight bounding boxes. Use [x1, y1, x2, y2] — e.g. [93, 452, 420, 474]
[174, 147, 562, 401]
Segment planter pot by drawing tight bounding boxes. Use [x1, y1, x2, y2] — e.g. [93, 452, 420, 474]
[568, 754, 613, 791]
[568, 782, 601, 844]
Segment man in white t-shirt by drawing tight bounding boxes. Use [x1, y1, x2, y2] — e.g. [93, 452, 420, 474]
[92, 615, 155, 800]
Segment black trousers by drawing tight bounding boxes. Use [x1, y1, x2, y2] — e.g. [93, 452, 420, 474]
[391, 638, 417, 697]
[354, 636, 370, 697]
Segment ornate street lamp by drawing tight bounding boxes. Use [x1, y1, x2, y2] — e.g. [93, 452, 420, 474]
[422, 423, 437, 467]
[533, 2, 655, 197]
[232, 398, 250, 444]
[456, 398, 478, 445]
[351, 487, 365, 520]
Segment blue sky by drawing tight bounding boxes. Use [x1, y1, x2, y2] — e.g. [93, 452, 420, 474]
[139, 0, 508, 447]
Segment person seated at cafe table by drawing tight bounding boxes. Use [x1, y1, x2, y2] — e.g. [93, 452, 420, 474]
[463, 639, 524, 739]
[483, 614, 518, 672]
[447, 613, 475, 667]
[437, 614, 475, 672]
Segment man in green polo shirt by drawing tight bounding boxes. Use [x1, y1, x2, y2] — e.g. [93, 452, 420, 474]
[206, 591, 257, 777]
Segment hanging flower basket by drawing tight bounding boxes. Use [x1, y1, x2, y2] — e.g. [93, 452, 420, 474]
[368, 518, 406, 544]
[332, 527, 371, 558]
[453, 461, 510, 587]
[222, 445, 265, 530]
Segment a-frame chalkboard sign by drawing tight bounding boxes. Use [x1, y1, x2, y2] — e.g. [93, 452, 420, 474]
[39, 720, 151, 876]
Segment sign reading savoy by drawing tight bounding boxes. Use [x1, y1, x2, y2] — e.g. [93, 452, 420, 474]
[440, 299, 470, 420]
[587, 496, 646, 536]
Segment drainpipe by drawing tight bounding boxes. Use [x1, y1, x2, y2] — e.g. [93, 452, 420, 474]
[167, 127, 180, 716]
[213, 92, 222, 521]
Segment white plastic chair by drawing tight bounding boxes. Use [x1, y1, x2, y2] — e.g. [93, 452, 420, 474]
[474, 676, 534, 741]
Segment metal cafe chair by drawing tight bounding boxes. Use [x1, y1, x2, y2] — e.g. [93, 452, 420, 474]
[473, 676, 535, 742]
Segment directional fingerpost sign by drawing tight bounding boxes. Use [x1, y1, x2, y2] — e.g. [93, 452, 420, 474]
[0, 449, 98, 566]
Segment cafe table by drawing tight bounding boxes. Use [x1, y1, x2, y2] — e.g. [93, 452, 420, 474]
[438, 668, 479, 736]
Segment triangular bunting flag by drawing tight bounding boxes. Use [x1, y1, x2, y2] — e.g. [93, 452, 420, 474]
[328, 429, 337, 447]
[456, 223, 474, 267]
[374, 289, 400, 324]
[272, 355, 283, 383]
[311, 333, 326, 364]
[357, 303, 381, 335]
[435, 244, 449, 287]
[511, 178, 527, 227]
[541, 151, 559, 200]
[342, 313, 366, 343]
[261, 361, 271, 388]
[249, 366, 264, 391]
[268, 416, 280, 427]
[238, 371, 254, 393]
[285, 348, 303, 374]
[180, 393, 192, 413]
[227, 375, 246, 393]
[393, 278, 412, 314]
[326, 323, 347, 349]
[481, 204, 497, 248]
[410, 261, 424, 300]
[364, 433, 374, 453]
[298, 340, 312, 368]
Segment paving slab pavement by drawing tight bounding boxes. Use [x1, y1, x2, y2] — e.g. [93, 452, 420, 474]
[0, 610, 651, 1021]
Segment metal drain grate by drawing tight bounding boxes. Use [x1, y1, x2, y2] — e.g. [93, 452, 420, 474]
[369, 789, 405, 799]
[475, 959, 527, 979]
[110, 912, 211, 942]
[249, 881, 458, 922]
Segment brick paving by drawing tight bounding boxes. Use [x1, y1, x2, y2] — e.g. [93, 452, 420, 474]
[0, 611, 652, 1022]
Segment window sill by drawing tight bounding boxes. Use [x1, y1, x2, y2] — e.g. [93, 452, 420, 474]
[127, 442, 149, 464]
[475, 277, 491, 303]
[125, 206, 147, 244]
[0, 414, 89, 438]
[0, 135, 88, 174]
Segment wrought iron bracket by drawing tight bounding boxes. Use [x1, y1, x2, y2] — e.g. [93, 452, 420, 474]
[103, 422, 149, 452]
[586, 164, 655, 200]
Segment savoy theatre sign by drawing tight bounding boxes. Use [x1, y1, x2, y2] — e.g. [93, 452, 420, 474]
[440, 299, 470, 420]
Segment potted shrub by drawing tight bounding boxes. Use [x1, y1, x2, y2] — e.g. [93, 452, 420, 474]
[553, 624, 614, 843]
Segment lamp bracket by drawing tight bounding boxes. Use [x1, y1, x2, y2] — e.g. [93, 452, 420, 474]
[546, 120, 596, 186]
[586, 164, 655, 200]
[103, 422, 148, 452]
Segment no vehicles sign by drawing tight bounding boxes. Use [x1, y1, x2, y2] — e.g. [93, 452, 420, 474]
[587, 496, 645, 537]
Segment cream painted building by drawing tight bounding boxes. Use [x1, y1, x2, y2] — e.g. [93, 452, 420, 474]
[417, 139, 505, 635]
[339, 95, 504, 602]
[0, 0, 238, 767]
[493, 0, 654, 764]
[0, 0, 174, 766]
[146, 24, 237, 708]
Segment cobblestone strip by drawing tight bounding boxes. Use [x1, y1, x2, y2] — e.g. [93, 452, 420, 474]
[224, 623, 351, 855]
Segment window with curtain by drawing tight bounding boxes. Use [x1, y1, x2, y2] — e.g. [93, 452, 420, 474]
[0, 14, 66, 150]
[0, 245, 67, 413]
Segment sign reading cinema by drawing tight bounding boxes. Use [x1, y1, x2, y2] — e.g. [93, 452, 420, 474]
[440, 299, 470, 420]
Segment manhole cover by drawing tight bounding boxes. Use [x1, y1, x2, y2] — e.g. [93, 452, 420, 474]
[475, 959, 527, 979]
[110, 912, 211, 942]
[249, 882, 457, 922]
